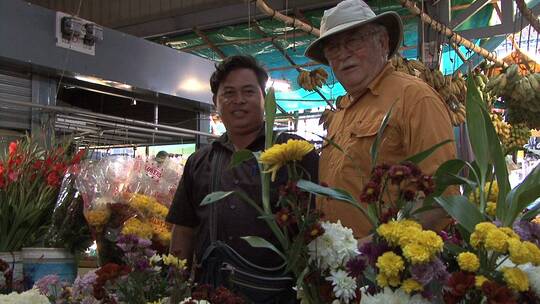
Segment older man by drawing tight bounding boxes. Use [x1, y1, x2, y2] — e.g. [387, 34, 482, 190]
[305, 0, 457, 238]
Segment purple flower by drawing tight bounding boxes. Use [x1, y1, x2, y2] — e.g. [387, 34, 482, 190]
[34, 274, 61, 295]
[136, 238, 152, 249]
[410, 257, 449, 285]
[72, 270, 97, 299]
[359, 241, 391, 266]
[513, 221, 540, 246]
[346, 256, 366, 278]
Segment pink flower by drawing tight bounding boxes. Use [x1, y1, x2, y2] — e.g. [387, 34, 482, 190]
[8, 141, 18, 156]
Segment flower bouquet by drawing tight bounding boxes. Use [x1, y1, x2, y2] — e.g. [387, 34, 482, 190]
[25, 234, 244, 304]
[76, 155, 184, 264]
[0, 136, 84, 252]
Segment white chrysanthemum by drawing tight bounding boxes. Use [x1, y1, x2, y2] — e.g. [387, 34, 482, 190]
[326, 269, 357, 303]
[180, 297, 211, 304]
[308, 221, 358, 271]
[0, 289, 50, 304]
[360, 287, 431, 304]
[521, 264, 540, 295]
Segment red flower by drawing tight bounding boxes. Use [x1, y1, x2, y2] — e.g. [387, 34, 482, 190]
[371, 164, 390, 183]
[403, 161, 422, 177]
[46, 172, 60, 187]
[446, 271, 475, 298]
[53, 163, 67, 174]
[419, 175, 435, 196]
[71, 149, 85, 164]
[7, 170, 18, 182]
[275, 208, 296, 227]
[8, 141, 18, 156]
[93, 263, 131, 299]
[304, 222, 325, 242]
[402, 189, 417, 201]
[33, 160, 43, 170]
[278, 181, 298, 197]
[359, 180, 381, 203]
[482, 281, 516, 304]
[14, 156, 24, 166]
[0, 163, 4, 175]
[210, 286, 246, 304]
[388, 164, 412, 184]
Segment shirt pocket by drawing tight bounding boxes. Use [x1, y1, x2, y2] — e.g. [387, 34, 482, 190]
[347, 119, 402, 170]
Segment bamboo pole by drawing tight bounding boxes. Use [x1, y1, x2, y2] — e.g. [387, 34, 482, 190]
[515, 0, 540, 34]
[398, 0, 507, 67]
[255, 0, 320, 37]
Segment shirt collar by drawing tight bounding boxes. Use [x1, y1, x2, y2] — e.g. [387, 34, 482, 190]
[213, 124, 266, 151]
[339, 61, 393, 109]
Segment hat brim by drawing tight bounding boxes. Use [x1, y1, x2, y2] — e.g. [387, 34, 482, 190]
[305, 11, 403, 65]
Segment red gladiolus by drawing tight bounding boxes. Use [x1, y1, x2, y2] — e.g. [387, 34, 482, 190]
[14, 156, 24, 166]
[0, 163, 4, 175]
[8, 141, 17, 156]
[33, 160, 43, 170]
[46, 171, 60, 187]
[8, 170, 18, 182]
[53, 163, 67, 174]
[71, 149, 85, 164]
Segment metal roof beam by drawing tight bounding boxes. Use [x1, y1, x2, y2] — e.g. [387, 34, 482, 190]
[450, 0, 491, 29]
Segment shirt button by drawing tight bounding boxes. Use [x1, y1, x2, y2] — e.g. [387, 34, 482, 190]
[233, 179, 239, 185]
[230, 204, 236, 210]
[228, 236, 233, 241]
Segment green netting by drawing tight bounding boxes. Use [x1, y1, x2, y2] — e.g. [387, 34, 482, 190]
[155, 1, 497, 112]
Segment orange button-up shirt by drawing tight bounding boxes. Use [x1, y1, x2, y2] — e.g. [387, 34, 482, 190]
[319, 62, 457, 238]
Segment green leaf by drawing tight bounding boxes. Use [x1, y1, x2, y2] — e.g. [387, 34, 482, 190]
[435, 195, 485, 233]
[404, 139, 453, 165]
[432, 159, 468, 196]
[445, 243, 467, 255]
[229, 149, 254, 168]
[200, 191, 235, 206]
[370, 104, 394, 169]
[241, 236, 286, 261]
[296, 180, 357, 205]
[465, 77, 489, 184]
[522, 203, 540, 222]
[504, 164, 540, 225]
[265, 88, 277, 150]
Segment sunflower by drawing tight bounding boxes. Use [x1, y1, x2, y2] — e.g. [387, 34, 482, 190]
[259, 139, 314, 181]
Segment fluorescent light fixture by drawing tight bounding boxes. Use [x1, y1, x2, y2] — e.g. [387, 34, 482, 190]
[178, 78, 210, 92]
[267, 78, 291, 92]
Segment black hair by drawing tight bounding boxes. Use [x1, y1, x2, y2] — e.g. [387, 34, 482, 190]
[209, 55, 268, 98]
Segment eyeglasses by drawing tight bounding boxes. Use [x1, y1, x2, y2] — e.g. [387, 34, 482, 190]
[323, 29, 380, 60]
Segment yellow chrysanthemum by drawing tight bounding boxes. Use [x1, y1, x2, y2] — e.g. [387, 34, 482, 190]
[501, 267, 529, 292]
[474, 222, 498, 236]
[470, 232, 483, 249]
[130, 194, 168, 218]
[507, 239, 532, 265]
[402, 244, 432, 264]
[84, 207, 111, 227]
[484, 229, 509, 253]
[377, 221, 403, 245]
[397, 226, 424, 248]
[376, 273, 400, 288]
[486, 202, 497, 217]
[457, 252, 480, 272]
[499, 227, 520, 240]
[149, 217, 172, 245]
[417, 230, 444, 255]
[523, 242, 540, 265]
[469, 181, 499, 203]
[259, 139, 314, 181]
[376, 252, 405, 277]
[162, 254, 187, 270]
[400, 219, 423, 230]
[401, 279, 423, 294]
[121, 218, 153, 239]
[475, 275, 489, 288]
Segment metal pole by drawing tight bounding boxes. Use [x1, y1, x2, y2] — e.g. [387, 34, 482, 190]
[0, 97, 219, 138]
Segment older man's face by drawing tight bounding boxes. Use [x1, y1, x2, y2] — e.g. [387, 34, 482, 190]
[323, 25, 389, 94]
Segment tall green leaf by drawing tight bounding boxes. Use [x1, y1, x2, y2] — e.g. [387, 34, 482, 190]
[229, 149, 254, 168]
[504, 164, 540, 225]
[241, 236, 287, 261]
[435, 195, 485, 233]
[265, 88, 277, 149]
[404, 139, 453, 165]
[370, 104, 394, 169]
[432, 159, 467, 195]
[200, 191, 235, 206]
